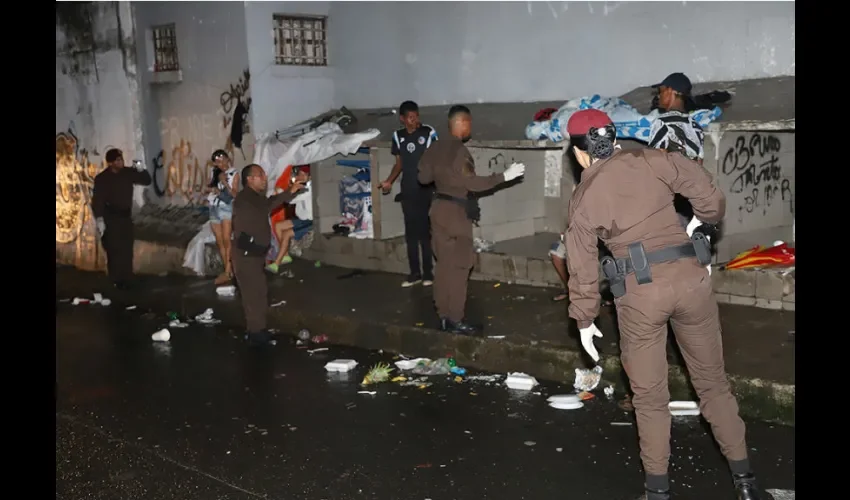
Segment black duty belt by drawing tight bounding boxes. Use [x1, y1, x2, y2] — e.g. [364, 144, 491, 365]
[434, 192, 481, 224]
[601, 233, 712, 298]
[434, 192, 466, 204]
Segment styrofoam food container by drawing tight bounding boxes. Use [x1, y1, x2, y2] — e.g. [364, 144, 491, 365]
[549, 401, 584, 410]
[670, 408, 701, 417]
[669, 401, 698, 410]
[325, 359, 358, 372]
[505, 372, 538, 391]
[548, 394, 581, 404]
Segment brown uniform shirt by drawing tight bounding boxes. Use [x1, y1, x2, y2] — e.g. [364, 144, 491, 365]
[565, 148, 725, 329]
[232, 187, 296, 250]
[418, 136, 505, 239]
[91, 168, 152, 218]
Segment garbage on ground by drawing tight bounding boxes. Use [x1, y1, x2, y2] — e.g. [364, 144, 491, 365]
[307, 347, 329, 354]
[548, 394, 580, 405]
[505, 372, 538, 391]
[216, 285, 236, 297]
[450, 366, 466, 376]
[487, 335, 506, 339]
[357, 390, 376, 395]
[465, 374, 502, 383]
[125, 305, 137, 310]
[722, 241, 795, 270]
[297, 329, 311, 341]
[151, 328, 171, 342]
[324, 359, 358, 372]
[611, 422, 633, 426]
[394, 358, 430, 370]
[314, 261, 322, 268]
[271, 300, 286, 307]
[578, 391, 595, 401]
[72, 293, 111, 306]
[410, 358, 454, 376]
[574, 365, 603, 391]
[603, 386, 615, 398]
[311, 334, 329, 344]
[194, 308, 221, 325]
[361, 362, 395, 385]
[669, 401, 700, 417]
[168, 319, 189, 328]
[549, 400, 584, 410]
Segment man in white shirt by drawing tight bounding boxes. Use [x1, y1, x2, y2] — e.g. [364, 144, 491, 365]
[266, 166, 313, 273]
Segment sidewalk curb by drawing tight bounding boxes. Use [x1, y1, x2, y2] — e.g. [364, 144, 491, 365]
[133, 287, 795, 427]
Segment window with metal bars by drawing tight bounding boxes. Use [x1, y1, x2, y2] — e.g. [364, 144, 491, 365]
[152, 23, 179, 72]
[273, 14, 328, 67]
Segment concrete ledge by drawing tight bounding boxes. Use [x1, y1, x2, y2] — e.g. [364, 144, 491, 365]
[91, 279, 793, 427]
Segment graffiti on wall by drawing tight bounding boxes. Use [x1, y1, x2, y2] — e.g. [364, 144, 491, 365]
[220, 68, 251, 152]
[151, 140, 239, 206]
[721, 133, 794, 228]
[56, 130, 104, 269]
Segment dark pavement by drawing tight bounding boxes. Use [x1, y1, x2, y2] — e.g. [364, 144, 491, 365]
[56, 297, 795, 499]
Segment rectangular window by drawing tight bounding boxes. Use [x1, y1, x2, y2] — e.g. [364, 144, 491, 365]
[152, 23, 179, 72]
[273, 14, 328, 67]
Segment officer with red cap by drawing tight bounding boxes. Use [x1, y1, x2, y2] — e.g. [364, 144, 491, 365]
[563, 109, 767, 500]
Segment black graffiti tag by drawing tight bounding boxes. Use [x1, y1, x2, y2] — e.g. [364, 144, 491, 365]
[487, 153, 515, 173]
[722, 133, 793, 222]
[151, 150, 166, 197]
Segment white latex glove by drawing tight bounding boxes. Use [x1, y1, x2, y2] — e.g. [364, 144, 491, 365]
[685, 216, 712, 276]
[96, 217, 106, 237]
[503, 162, 526, 182]
[685, 216, 700, 238]
[579, 323, 603, 363]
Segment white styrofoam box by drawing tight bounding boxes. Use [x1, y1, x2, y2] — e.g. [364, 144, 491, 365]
[505, 372, 538, 391]
[325, 359, 358, 372]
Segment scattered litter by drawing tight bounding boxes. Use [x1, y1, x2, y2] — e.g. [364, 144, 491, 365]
[556, 447, 563, 452]
[297, 329, 311, 341]
[578, 391, 595, 401]
[415, 322, 424, 327]
[73, 293, 111, 306]
[271, 300, 287, 307]
[603, 386, 615, 398]
[450, 366, 466, 376]
[194, 308, 221, 325]
[524, 441, 536, 447]
[514, 296, 525, 301]
[59, 298, 71, 303]
[394, 358, 430, 370]
[357, 390, 377, 395]
[493, 283, 501, 288]
[216, 285, 236, 297]
[611, 422, 633, 426]
[574, 366, 603, 391]
[454, 376, 463, 383]
[307, 348, 329, 354]
[168, 320, 189, 328]
[474, 238, 494, 253]
[487, 335, 506, 339]
[93, 293, 103, 302]
[549, 400, 584, 410]
[151, 328, 171, 342]
[391, 376, 407, 382]
[314, 261, 322, 268]
[324, 359, 358, 372]
[669, 401, 700, 416]
[125, 305, 137, 310]
[548, 394, 580, 405]
[505, 372, 538, 391]
[311, 334, 329, 344]
[361, 362, 395, 385]
[351, 308, 356, 312]
[465, 374, 502, 383]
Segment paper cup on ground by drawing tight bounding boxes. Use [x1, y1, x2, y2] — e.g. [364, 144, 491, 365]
[152, 328, 171, 342]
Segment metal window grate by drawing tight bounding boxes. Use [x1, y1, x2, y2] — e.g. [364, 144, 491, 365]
[152, 23, 179, 72]
[273, 14, 328, 67]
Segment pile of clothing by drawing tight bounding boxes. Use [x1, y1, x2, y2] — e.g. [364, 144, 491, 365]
[333, 168, 373, 238]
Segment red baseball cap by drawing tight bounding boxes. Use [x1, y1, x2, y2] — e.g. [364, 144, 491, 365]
[566, 109, 613, 136]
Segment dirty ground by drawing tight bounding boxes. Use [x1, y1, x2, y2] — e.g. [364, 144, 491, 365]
[56, 300, 794, 499]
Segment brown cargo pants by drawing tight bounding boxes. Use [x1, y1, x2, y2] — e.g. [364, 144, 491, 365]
[232, 253, 269, 332]
[432, 229, 474, 323]
[615, 259, 748, 476]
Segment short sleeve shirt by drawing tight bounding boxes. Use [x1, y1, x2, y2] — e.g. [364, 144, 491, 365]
[391, 124, 438, 192]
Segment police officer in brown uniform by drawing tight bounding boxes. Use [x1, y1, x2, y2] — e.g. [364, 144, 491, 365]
[91, 148, 152, 289]
[563, 110, 765, 500]
[417, 105, 526, 334]
[231, 164, 305, 345]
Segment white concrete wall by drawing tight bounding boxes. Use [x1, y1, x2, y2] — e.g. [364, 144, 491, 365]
[330, 1, 795, 108]
[134, 1, 251, 206]
[245, 1, 337, 135]
[56, 1, 145, 270]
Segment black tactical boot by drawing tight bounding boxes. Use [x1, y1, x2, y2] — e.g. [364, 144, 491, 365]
[734, 473, 768, 500]
[635, 487, 671, 500]
[439, 318, 482, 336]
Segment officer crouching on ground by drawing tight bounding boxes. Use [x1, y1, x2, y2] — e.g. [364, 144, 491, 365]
[562, 109, 767, 500]
[231, 164, 306, 346]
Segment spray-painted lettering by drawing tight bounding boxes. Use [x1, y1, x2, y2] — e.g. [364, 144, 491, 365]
[56, 130, 103, 270]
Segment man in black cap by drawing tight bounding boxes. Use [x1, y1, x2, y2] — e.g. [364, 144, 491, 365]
[649, 73, 706, 229]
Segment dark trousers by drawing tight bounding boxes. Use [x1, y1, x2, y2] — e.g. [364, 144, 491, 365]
[232, 253, 268, 332]
[401, 194, 433, 279]
[102, 215, 134, 284]
[617, 260, 747, 475]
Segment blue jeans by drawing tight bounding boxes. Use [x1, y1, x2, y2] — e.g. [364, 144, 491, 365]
[209, 202, 233, 223]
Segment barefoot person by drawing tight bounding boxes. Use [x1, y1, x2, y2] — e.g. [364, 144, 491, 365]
[208, 149, 239, 285]
[267, 166, 313, 273]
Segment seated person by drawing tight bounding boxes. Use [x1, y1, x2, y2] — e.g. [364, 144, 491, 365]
[266, 166, 313, 273]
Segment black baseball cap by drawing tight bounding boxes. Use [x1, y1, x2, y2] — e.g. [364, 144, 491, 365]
[652, 73, 692, 95]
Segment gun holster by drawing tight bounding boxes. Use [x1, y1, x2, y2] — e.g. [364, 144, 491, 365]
[465, 195, 481, 225]
[691, 232, 713, 266]
[236, 232, 268, 257]
[600, 256, 627, 299]
[627, 242, 653, 285]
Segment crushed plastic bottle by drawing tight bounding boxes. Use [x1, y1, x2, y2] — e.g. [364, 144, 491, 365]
[167, 312, 179, 321]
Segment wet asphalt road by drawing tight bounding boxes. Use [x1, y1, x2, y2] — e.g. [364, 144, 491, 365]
[56, 301, 795, 500]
